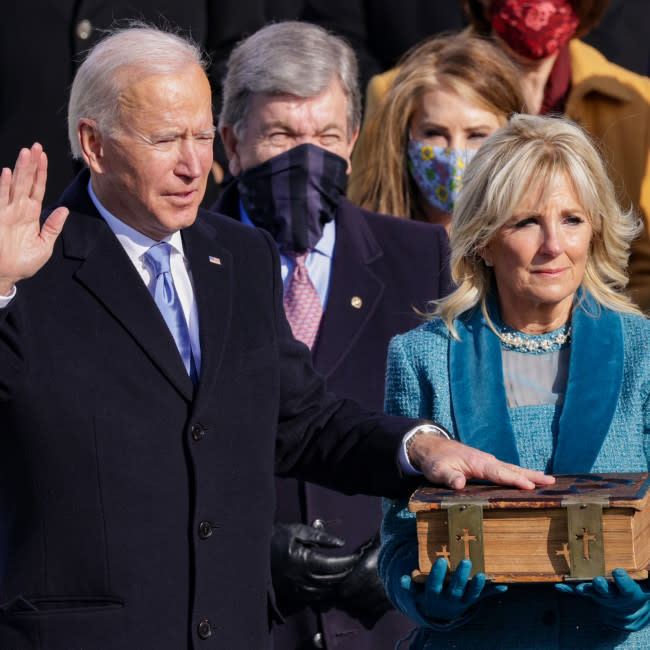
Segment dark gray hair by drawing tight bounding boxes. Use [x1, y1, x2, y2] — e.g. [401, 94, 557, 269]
[219, 21, 360, 139]
[68, 24, 208, 159]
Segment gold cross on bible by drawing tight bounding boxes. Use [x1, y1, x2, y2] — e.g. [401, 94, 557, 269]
[436, 544, 451, 568]
[577, 528, 597, 560]
[457, 528, 477, 559]
[555, 542, 571, 567]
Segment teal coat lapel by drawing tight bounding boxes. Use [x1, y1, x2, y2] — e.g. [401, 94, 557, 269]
[449, 295, 624, 472]
[450, 304, 521, 464]
[551, 297, 623, 472]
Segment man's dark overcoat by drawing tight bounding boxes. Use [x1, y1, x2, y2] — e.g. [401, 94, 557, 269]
[0, 171, 419, 649]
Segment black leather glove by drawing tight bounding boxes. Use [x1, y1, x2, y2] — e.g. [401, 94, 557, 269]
[336, 533, 394, 629]
[271, 522, 359, 616]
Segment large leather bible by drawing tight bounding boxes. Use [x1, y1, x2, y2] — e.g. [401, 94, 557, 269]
[409, 473, 650, 583]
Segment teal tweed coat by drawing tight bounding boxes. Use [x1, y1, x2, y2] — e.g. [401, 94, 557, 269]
[380, 303, 650, 649]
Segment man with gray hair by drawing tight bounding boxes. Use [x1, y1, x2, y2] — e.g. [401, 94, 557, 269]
[0, 24, 551, 650]
[215, 21, 452, 650]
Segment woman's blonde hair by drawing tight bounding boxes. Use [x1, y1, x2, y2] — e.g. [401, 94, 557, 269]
[437, 113, 642, 337]
[348, 32, 524, 220]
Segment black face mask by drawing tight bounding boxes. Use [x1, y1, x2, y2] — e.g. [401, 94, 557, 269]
[237, 143, 348, 252]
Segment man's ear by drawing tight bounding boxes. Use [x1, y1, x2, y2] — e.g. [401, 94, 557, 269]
[78, 119, 105, 174]
[220, 125, 242, 176]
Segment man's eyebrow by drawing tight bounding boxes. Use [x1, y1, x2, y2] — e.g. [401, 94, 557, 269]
[194, 126, 217, 137]
[261, 120, 295, 133]
[317, 122, 345, 134]
[145, 126, 217, 140]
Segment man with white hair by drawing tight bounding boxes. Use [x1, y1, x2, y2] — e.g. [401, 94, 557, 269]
[0, 25, 551, 650]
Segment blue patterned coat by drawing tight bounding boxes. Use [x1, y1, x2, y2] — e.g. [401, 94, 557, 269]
[380, 303, 650, 649]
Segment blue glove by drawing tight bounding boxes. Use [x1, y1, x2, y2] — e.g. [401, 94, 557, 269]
[555, 569, 650, 631]
[398, 558, 507, 631]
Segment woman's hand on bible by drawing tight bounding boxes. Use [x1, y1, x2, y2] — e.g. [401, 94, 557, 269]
[555, 569, 650, 631]
[399, 558, 507, 630]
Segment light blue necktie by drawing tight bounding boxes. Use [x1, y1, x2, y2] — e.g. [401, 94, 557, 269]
[145, 242, 197, 384]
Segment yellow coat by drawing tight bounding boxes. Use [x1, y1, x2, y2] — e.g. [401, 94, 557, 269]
[357, 40, 650, 310]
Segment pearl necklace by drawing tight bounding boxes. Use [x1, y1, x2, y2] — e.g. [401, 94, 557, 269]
[498, 325, 572, 353]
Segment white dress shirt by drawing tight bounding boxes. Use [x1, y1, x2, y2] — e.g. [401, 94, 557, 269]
[0, 286, 16, 307]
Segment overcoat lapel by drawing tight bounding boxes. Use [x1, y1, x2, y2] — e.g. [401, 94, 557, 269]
[57, 171, 194, 400]
[181, 215, 233, 399]
[312, 202, 384, 377]
[67, 218, 194, 401]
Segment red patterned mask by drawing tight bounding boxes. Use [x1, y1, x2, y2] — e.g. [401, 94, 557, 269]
[489, 0, 579, 60]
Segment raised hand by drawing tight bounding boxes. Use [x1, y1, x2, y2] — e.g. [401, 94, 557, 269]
[408, 433, 555, 490]
[398, 558, 507, 630]
[0, 144, 69, 295]
[556, 569, 650, 631]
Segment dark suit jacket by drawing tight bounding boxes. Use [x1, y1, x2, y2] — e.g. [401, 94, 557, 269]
[0, 171, 419, 650]
[214, 184, 451, 650]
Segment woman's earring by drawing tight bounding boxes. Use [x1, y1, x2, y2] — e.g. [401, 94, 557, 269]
[477, 246, 492, 267]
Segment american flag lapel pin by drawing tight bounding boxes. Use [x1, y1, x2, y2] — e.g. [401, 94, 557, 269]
[208, 256, 222, 266]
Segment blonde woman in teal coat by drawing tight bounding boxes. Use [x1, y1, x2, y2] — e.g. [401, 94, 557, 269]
[380, 114, 650, 649]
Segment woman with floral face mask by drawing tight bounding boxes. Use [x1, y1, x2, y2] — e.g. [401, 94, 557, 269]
[348, 33, 524, 233]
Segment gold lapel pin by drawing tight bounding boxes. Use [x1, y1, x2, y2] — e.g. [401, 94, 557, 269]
[351, 296, 362, 309]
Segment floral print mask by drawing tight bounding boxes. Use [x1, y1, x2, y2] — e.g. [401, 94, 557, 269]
[488, 0, 579, 60]
[407, 139, 477, 214]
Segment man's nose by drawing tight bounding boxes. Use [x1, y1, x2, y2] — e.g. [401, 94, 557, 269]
[294, 135, 318, 147]
[176, 139, 202, 178]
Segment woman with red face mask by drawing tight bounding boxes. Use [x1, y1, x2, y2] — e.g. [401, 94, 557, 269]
[355, 0, 650, 311]
[463, 1, 635, 115]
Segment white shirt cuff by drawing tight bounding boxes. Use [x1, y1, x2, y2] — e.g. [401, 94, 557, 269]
[0, 285, 17, 308]
[398, 424, 451, 476]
